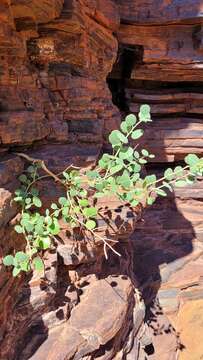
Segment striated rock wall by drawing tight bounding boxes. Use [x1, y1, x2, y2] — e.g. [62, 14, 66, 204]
[0, 1, 203, 359]
[115, 1, 203, 359]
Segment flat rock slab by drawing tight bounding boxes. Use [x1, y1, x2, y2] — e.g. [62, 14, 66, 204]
[177, 299, 203, 360]
[28, 275, 133, 360]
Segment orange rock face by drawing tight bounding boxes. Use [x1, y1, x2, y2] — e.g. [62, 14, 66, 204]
[1, 1, 203, 360]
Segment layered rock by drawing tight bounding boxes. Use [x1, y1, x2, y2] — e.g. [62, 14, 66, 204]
[0, 2, 147, 359]
[1, 1, 203, 360]
[113, 2, 203, 360]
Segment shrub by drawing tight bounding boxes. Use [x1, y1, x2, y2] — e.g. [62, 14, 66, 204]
[3, 105, 203, 276]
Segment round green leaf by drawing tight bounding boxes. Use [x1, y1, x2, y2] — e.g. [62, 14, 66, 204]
[139, 104, 151, 122]
[131, 129, 143, 140]
[19, 174, 28, 184]
[110, 164, 123, 175]
[164, 168, 174, 181]
[185, 154, 199, 166]
[86, 220, 96, 230]
[175, 180, 188, 187]
[59, 197, 68, 206]
[174, 166, 184, 176]
[120, 121, 128, 134]
[147, 197, 155, 205]
[51, 203, 58, 210]
[3, 255, 14, 266]
[33, 197, 42, 208]
[15, 252, 29, 263]
[125, 114, 137, 126]
[141, 149, 149, 156]
[119, 147, 134, 160]
[109, 130, 128, 146]
[33, 257, 44, 272]
[48, 218, 60, 235]
[79, 199, 89, 207]
[139, 158, 147, 164]
[15, 225, 24, 234]
[83, 207, 97, 218]
[38, 236, 51, 250]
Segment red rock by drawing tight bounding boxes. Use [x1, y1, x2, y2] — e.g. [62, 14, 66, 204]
[0, 111, 50, 145]
[118, 0, 203, 24]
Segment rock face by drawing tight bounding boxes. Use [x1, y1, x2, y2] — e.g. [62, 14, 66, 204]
[0, 1, 203, 360]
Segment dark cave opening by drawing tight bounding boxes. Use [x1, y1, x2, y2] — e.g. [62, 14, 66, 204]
[107, 44, 144, 112]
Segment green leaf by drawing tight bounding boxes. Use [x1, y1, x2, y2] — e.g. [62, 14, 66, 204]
[19, 174, 28, 184]
[33, 197, 42, 208]
[125, 114, 137, 126]
[110, 164, 123, 175]
[34, 217, 45, 235]
[147, 197, 155, 205]
[73, 206, 80, 214]
[109, 130, 128, 146]
[14, 196, 23, 202]
[45, 215, 52, 226]
[38, 236, 51, 250]
[149, 154, 155, 159]
[164, 168, 174, 181]
[22, 221, 34, 233]
[86, 220, 96, 230]
[155, 189, 167, 197]
[63, 172, 69, 180]
[33, 257, 44, 272]
[51, 203, 58, 210]
[78, 199, 89, 207]
[15, 225, 24, 234]
[20, 261, 30, 272]
[59, 197, 68, 206]
[145, 174, 157, 185]
[141, 149, 149, 156]
[86, 170, 99, 179]
[25, 198, 31, 204]
[27, 165, 35, 173]
[132, 173, 140, 182]
[139, 158, 147, 164]
[131, 129, 143, 140]
[117, 170, 131, 188]
[15, 252, 29, 263]
[48, 218, 60, 235]
[131, 199, 139, 207]
[3, 255, 14, 266]
[174, 166, 184, 176]
[133, 163, 141, 173]
[119, 147, 134, 160]
[126, 192, 134, 201]
[185, 154, 199, 166]
[174, 180, 188, 187]
[134, 151, 140, 159]
[83, 207, 97, 218]
[139, 104, 151, 122]
[120, 121, 128, 134]
[13, 267, 21, 277]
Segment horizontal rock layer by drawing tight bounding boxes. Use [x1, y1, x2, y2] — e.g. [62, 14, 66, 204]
[1, 1, 203, 360]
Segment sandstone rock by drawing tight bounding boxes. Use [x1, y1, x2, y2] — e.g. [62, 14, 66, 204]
[28, 276, 135, 360]
[118, 0, 203, 24]
[0, 156, 24, 186]
[0, 187, 17, 227]
[177, 300, 203, 360]
[0, 111, 50, 145]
